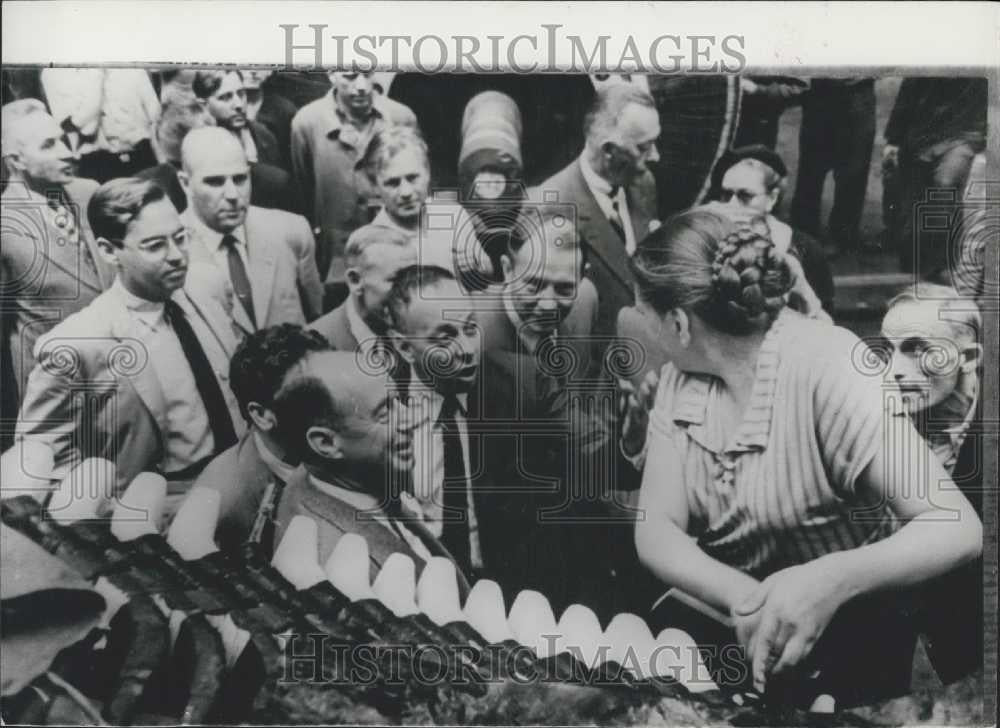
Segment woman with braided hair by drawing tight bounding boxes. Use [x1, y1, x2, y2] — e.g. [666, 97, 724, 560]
[629, 208, 981, 709]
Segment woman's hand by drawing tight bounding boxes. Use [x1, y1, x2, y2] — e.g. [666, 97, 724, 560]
[731, 561, 849, 692]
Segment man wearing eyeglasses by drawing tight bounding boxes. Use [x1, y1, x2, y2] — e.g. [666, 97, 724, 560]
[15, 177, 246, 512]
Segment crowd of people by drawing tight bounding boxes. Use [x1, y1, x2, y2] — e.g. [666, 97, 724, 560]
[1, 68, 988, 710]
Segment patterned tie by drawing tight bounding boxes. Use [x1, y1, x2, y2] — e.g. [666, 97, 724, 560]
[438, 395, 472, 574]
[221, 234, 256, 329]
[607, 187, 627, 244]
[164, 299, 238, 453]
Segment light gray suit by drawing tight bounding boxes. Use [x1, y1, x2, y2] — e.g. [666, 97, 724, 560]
[2, 178, 115, 406]
[15, 282, 245, 498]
[181, 205, 321, 332]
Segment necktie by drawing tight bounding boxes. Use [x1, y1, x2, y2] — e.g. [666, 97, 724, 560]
[164, 299, 238, 453]
[222, 234, 256, 329]
[608, 187, 626, 244]
[438, 395, 472, 573]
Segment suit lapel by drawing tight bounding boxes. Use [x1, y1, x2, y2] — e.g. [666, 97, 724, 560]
[107, 290, 169, 436]
[244, 209, 277, 327]
[567, 162, 634, 298]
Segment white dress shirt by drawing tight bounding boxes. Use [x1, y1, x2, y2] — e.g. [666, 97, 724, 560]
[579, 153, 637, 255]
[114, 279, 214, 473]
[408, 387, 482, 568]
[187, 216, 251, 285]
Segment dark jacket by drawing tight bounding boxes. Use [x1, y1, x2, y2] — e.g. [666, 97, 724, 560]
[885, 78, 988, 154]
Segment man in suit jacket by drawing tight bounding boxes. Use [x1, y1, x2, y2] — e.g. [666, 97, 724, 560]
[191, 324, 331, 554]
[2, 100, 116, 412]
[531, 82, 661, 376]
[272, 350, 470, 595]
[291, 70, 417, 282]
[310, 224, 416, 383]
[469, 209, 620, 612]
[178, 127, 323, 328]
[15, 177, 245, 505]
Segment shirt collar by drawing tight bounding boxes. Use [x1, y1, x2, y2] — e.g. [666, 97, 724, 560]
[113, 276, 166, 326]
[308, 471, 381, 513]
[579, 152, 617, 198]
[371, 208, 414, 235]
[408, 385, 469, 424]
[345, 293, 378, 344]
[325, 90, 385, 140]
[672, 309, 785, 454]
[187, 213, 246, 254]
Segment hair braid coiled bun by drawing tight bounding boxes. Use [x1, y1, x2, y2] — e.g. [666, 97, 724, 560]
[707, 224, 793, 334]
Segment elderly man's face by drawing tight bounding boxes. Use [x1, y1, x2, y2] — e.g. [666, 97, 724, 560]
[8, 113, 75, 186]
[205, 72, 248, 131]
[183, 139, 251, 232]
[604, 102, 661, 186]
[331, 71, 375, 116]
[375, 147, 430, 226]
[501, 221, 581, 337]
[349, 242, 418, 325]
[333, 372, 414, 477]
[880, 300, 978, 414]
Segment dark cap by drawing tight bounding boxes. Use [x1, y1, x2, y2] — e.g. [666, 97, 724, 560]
[710, 145, 788, 197]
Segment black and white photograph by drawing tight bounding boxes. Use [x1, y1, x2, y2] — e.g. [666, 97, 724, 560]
[1, 2, 996, 725]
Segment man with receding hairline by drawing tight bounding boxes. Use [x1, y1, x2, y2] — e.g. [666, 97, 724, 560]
[531, 82, 661, 368]
[272, 350, 470, 591]
[178, 127, 322, 327]
[1, 99, 113, 417]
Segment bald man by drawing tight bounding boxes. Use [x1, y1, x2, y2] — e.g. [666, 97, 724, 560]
[178, 127, 323, 329]
[272, 351, 471, 593]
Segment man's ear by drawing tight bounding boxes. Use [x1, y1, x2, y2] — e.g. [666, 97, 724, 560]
[247, 402, 277, 433]
[95, 236, 121, 267]
[499, 254, 513, 283]
[388, 328, 414, 365]
[765, 187, 781, 214]
[306, 424, 343, 461]
[177, 169, 191, 195]
[959, 342, 983, 374]
[3, 150, 25, 175]
[345, 267, 363, 295]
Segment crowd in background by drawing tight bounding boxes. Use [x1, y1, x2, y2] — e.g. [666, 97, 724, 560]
[0, 67, 989, 709]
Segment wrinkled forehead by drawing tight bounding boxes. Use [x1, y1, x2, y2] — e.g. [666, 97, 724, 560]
[881, 300, 973, 344]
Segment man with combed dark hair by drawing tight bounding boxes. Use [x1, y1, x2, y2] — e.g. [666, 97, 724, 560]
[191, 69, 284, 170]
[2, 99, 114, 411]
[531, 82, 661, 372]
[15, 177, 244, 508]
[291, 70, 417, 283]
[190, 323, 331, 553]
[272, 350, 470, 593]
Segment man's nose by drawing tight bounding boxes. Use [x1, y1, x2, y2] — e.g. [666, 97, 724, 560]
[888, 352, 914, 381]
[647, 144, 660, 163]
[398, 181, 413, 199]
[55, 139, 73, 160]
[223, 179, 240, 198]
[354, 76, 373, 93]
